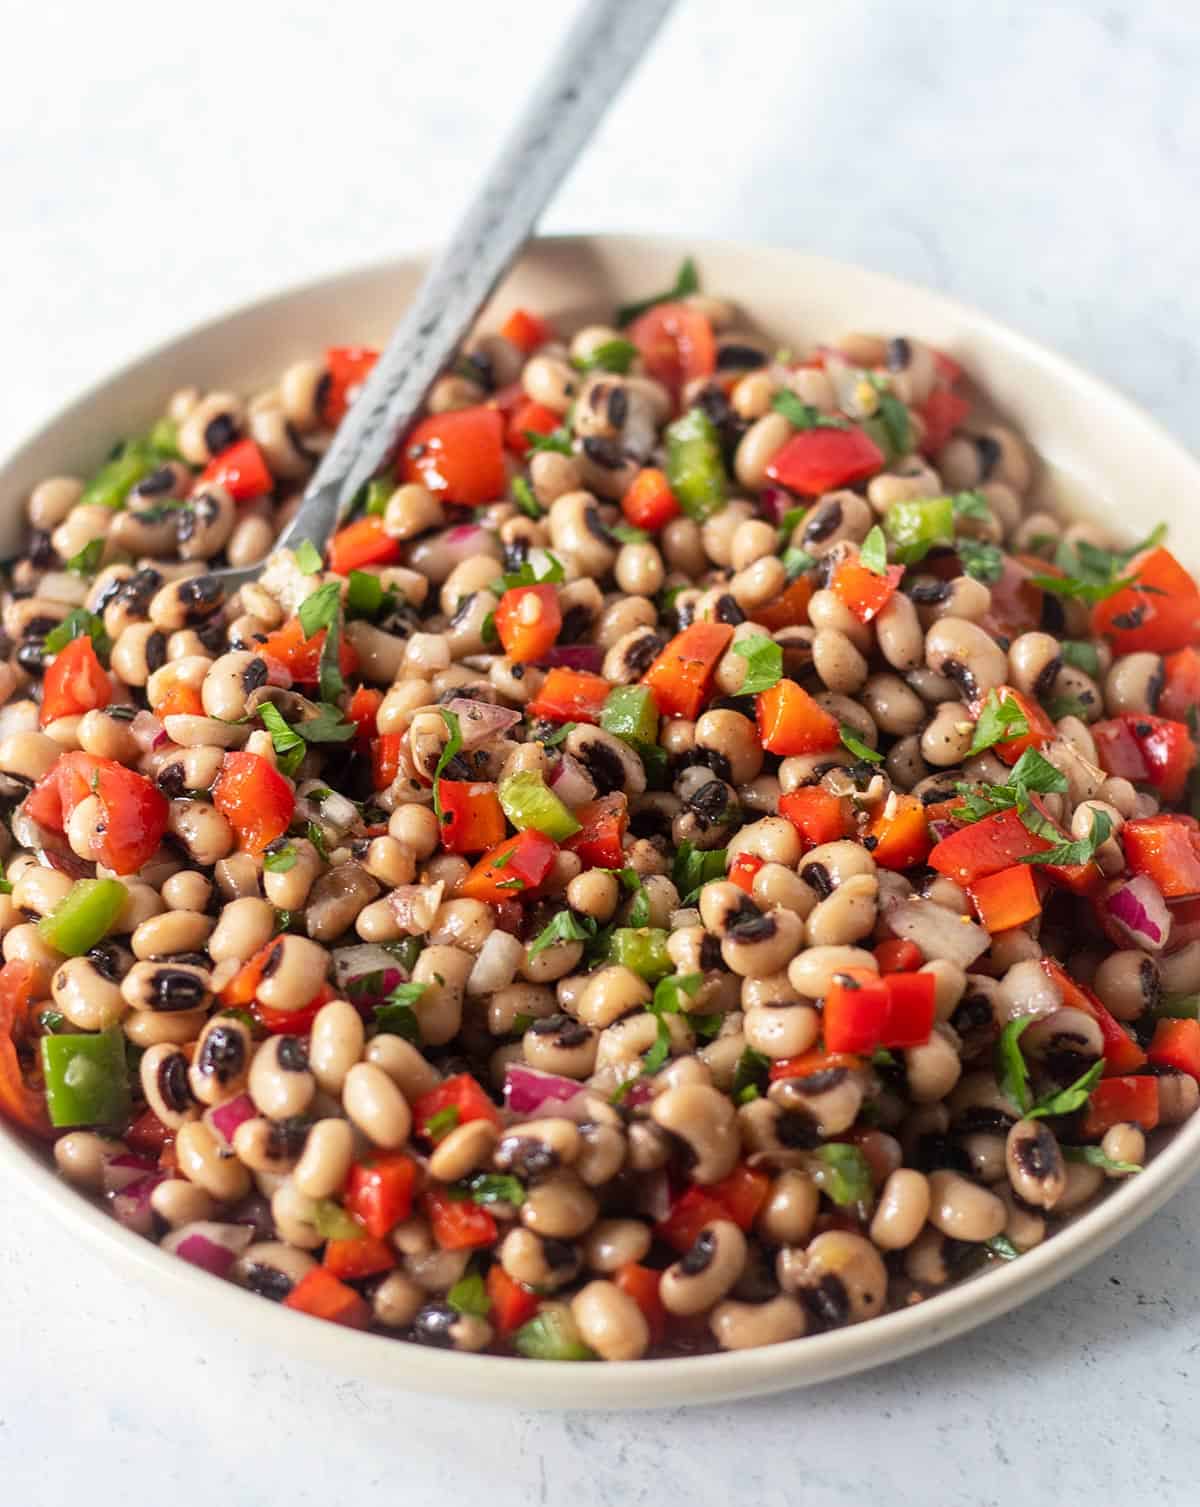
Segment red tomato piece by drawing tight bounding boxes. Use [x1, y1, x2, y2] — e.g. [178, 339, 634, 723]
[413, 1073, 504, 1142]
[347, 685, 382, 750]
[0, 961, 52, 1137]
[1040, 960, 1147, 1076]
[505, 399, 561, 456]
[323, 1231, 397, 1280]
[563, 794, 628, 870]
[777, 788, 851, 849]
[621, 468, 681, 532]
[251, 984, 334, 1037]
[880, 971, 938, 1047]
[40, 635, 111, 726]
[864, 793, 932, 872]
[917, 386, 970, 456]
[1127, 715, 1196, 803]
[524, 668, 613, 725]
[500, 308, 554, 353]
[765, 426, 885, 495]
[155, 682, 205, 719]
[425, 1186, 498, 1251]
[487, 1266, 540, 1335]
[967, 864, 1043, 933]
[1123, 815, 1200, 899]
[975, 687, 1054, 767]
[124, 1107, 172, 1156]
[614, 1263, 666, 1346]
[344, 1153, 419, 1239]
[1160, 646, 1200, 723]
[327, 515, 401, 576]
[459, 829, 558, 904]
[199, 438, 273, 501]
[438, 781, 507, 855]
[642, 622, 734, 721]
[212, 752, 295, 853]
[494, 583, 562, 664]
[930, 803, 1097, 894]
[371, 732, 404, 791]
[1092, 546, 1200, 655]
[822, 971, 892, 1053]
[1147, 1018, 1200, 1080]
[259, 618, 358, 685]
[1080, 1075, 1160, 1139]
[627, 301, 716, 398]
[873, 939, 923, 975]
[748, 575, 815, 633]
[283, 1267, 371, 1329]
[830, 560, 904, 624]
[401, 406, 507, 506]
[321, 346, 379, 427]
[27, 752, 168, 875]
[705, 1164, 771, 1231]
[769, 1049, 863, 1083]
[727, 852, 765, 896]
[756, 679, 841, 756]
[654, 1188, 728, 1253]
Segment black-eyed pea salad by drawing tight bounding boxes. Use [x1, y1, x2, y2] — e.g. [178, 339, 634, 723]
[2, 257, 1199, 1360]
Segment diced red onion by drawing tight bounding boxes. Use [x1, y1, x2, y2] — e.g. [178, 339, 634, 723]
[885, 897, 990, 970]
[163, 1222, 254, 1279]
[102, 1153, 158, 1196]
[207, 1093, 257, 1148]
[443, 698, 522, 749]
[1104, 874, 1171, 952]
[387, 881, 445, 936]
[333, 944, 404, 1000]
[467, 929, 523, 996]
[110, 1172, 165, 1236]
[541, 646, 605, 674]
[446, 524, 485, 547]
[928, 818, 958, 845]
[548, 752, 597, 808]
[760, 485, 797, 524]
[503, 1064, 586, 1115]
[131, 710, 168, 752]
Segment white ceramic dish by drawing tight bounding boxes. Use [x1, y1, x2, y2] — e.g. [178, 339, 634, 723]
[3, 234, 1199, 1409]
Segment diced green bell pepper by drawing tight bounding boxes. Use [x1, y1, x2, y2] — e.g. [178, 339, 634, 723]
[883, 494, 955, 565]
[363, 478, 394, 517]
[600, 685, 660, 747]
[665, 408, 727, 521]
[312, 1198, 365, 1240]
[147, 417, 181, 459]
[606, 926, 673, 981]
[514, 1307, 596, 1361]
[1154, 994, 1200, 1020]
[38, 878, 127, 957]
[499, 770, 581, 841]
[40, 1026, 130, 1129]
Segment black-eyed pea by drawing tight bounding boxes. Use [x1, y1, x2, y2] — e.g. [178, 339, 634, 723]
[805, 587, 872, 653]
[651, 1083, 739, 1183]
[788, 945, 877, 1000]
[140, 1043, 199, 1128]
[74, 707, 140, 763]
[519, 1172, 598, 1240]
[0, 729, 61, 783]
[270, 1181, 324, 1249]
[427, 1119, 497, 1183]
[254, 935, 330, 1017]
[614, 541, 665, 598]
[926, 1170, 1006, 1241]
[742, 1004, 820, 1061]
[174, 1120, 251, 1203]
[574, 1121, 627, 1186]
[594, 1010, 690, 1071]
[924, 617, 1007, 701]
[921, 960, 968, 1023]
[661, 1220, 747, 1316]
[804, 874, 878, 948]
[410, 944, 471, 1046]
[757, 1169, 819, 1246]
[769, 1067, 862, 1138]
[734, 413, 790, 491]
[1005, 1118, 1067, 1209]
[52, 955, 126, 1030]
[1100, 1122, 1145, 1173]
[123, 1007, 208, 1048]
[208, 897, 276, 966]
[869, 1169, 932, 1251]
[523, 1011, 600, 1076]
[386, 802, 441, 860]
[529, 448, 584, 507]
[729, 556, 787, 612]
[752, 864, 817, 920]
[499, 1228, 582, 1291]
[53, 1131, 124, 1190]
[150, 1178, 217, 1229]
[582, 1218, 651, 1274]
[165, 799, 234, 866]
[304, 864, 379, 943]
[291, 1118, 355, 1201]
[575, 965, 651, 1029]
[659, 516, 706, 578]
[342, 1062, 412, 1149]
[130, 909, 213, 961]
[188, 1015, 253, 1106]
[227, 1241, 317, 1305]
[308, 1000, 365, 1095]
[12, 864, 73, 917]
[1053, 1158, 1106, 1213]
[903, 1030, 963, 1103]
[521, 353, 577, 412]
[710, 1294, 808, 1351]
[875, 591, 924, 672]
[368, 1271, 425, 1329]
[571, 1280, 650, 1361]
[176, 392, 243, 466]
[566, 869, 620, 922]
[777, 1230, 887, 1325]
[27, 475, 83, 529]
[248, 1035, 315, 1119]
[3, 921, 64, 993]
[902, 1226, 956, 1285]
[231, 1115, 310, 1174]
[918, 702, 974, 767]
[1157, 1072, 1199, 1126]
[425, 898, 494, 956]
[811, 627, 869, 695]
[365, 1035, 441, 1104]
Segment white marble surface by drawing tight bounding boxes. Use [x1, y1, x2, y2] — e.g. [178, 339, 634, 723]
[3, 0, 1199, 1501]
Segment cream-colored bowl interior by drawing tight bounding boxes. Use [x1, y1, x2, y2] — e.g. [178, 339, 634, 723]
[2, 234, 1198, 1408]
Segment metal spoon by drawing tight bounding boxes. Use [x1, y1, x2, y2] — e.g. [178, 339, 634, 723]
[210, 0, 676, 588]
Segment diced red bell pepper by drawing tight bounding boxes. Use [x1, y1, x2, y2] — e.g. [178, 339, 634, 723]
[873, 939, 923, 975]
[865, 793, 933, 872]
[1126, 715, 1196, 802]
[525, 667, 612, 726]
[1160, 646, 1200, 724]
[831, 560, 904, 624]
[40, 635, 111, 726]
[975, 687, 1054, 767]
[563, 793, 628, 870]
[622, 467, 681, 532]
[494, 583, 562, 665]
[642, 622, 734, 721]
[823, 969, 936, 1053]
[213, 751, 295, 853]
[155, 682, 204, 719]
[705, 1164, 771, 1231]
[930, 802, 1098, 894]
[506, 399, 561, 456]
[1147, 1018, 1200, 1080]
[401, 405, 507, 507]
[1080, 1075, 1160, 1138]
[614, 1262, 666, 1346]
[259, 617, 358, 685]
[25, 752, 168, 875]
[459, 829, 558, 903]
[323, 1231, 397, 1280]
[1092, 546, 1200, 655]
[327, 515, 402, 576]
[221, 940, 276, 1007]
[347, 684, 382, 750]
[769, 1048, 863, 1083]
[283, 1267, 371, 1329]
[1040, 959, 1147, 1076]
[499, 308, 554, 353]
[413, 1073, 504, 1142]
[252, 984, 335, 1037]
[200, 438, 273, 501]
[0, 961, 53, 1137]
[917, 385, 971, 456]
[756, 679, 841, 756]
[967, 864, 1042, 933]
[728, 851, 765, 896]
[765, 426, 885, 495]
[344, 1153, 419, 1239]
[1122, 815, 1200, 900]
[322, 346, 379, 427]
[438, 780, 507, 855]
[627, 301, 716, 398]
[778, 787, 851, 849]
[748, 576, 814, 633]
[655, 1188, 728, 1253]
[487, 1265, 540, 1335]
[425, 1185, 498, 1251]
[371, 732, 403, 791]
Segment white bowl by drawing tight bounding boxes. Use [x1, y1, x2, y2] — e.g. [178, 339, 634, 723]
[3, 234, 1199, 1409]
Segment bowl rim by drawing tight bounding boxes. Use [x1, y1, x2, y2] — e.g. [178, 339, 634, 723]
[4, 229, 1200, 1409]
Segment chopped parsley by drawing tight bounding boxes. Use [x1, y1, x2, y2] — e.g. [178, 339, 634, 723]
[771, 390, 850, 431]
[985, 1235, 1020, 1262]
[425, 1106, 460, 1142]
[994, 1017, 1104, 1118]
[293, 539, 323, 574]
[1063, 1145, 1141, 1176]
[258, 703, 307, 777]
[432, 708, 463, 827]
[66, 538, 105, 577]
[609, 522, 650, 544]
[511, 477, 543, 519]
[1031, 524, 1167, 605]
[777, 505, 807, 547]
[446, 1272, 491, 1318]
[733, 634, 783, 695]
[527, 910, 600, 961]
[951, 489, 991, 522]
[263, 842, 298, 874]
[1059, 641, 1102, 677]
[572, 338, 638, 374]
[616, 255, 699, 326]
[731, 1047, 770, 1104]
[967, 689, 1029, 757]
[43, 609, 111, 659]
[840, 725, 883, 764]
[495, 551, 566, 594]
[958, 538, 1005, 583]
[524, 427, 573, 456]
[859, 525, 889, 576]
[672, 841, 728, 904]
[808, 1144, 873, 1208]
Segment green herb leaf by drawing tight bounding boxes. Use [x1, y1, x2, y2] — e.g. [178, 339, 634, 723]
[985, 1234, 1020, 1261]
[372, 1000, 420, 1041]
[293, 539, 323, 574]
[446, 1272, 491, 1317]
[771, 390, 850, 431]
[951, 490, 991, 522]
[496, 552, 566, 594]
[1027, 1059, 1104, 1119]
[432, 708, 463, 828]
[296, 703, 358, 744]
[781, 546, 817, 580]
[731, 1047, 770, 1104]
[527, 910, 599, 961]
[651, 971, 703, 1019]
[305, 821, 330, 862]
[1059, 641, 1101, 677]
[43, 609, 111, 659]
[363, 478, 393, 517]
[840, 725, 883, 764]
[311, 1199, 364, 1241]
[511, 476, 543, 519]
[37, 1008, 66, 1033]
[1042, 695, 1091, 722]
[66, 538, 105, 577]
[465, 1172, 526, 1208]
[263, 842, 298, 874]
[958, 539, 1005, 584]
[1018, 806, 1113, 868]
[733, 634, 783, 696]
[689, 1013, 726, 1041]
[967, 689, 1029, 757]
[1007, 747, 1069, 795]
[994, 1017, 1033, 1116]
[0, 858, 11, 896]
[609, 522, 650, 544]
[808, 1144, 873, 1208]
[523, 428, 573, 456]
[480, 611, 498, 647]
[859, 525, 888, 576]
[616, 256, 699, 326]
[672, 841, 728, 904]
[535, 720, 576, 747]
[572, 338, 639, 374]
[425, 1105, 460, 1142]
[297, 580, 341, 638]
[345, 569, 396, 618]
[257, 702, 307, 778]
[777, 505, 807, 548]
[1063, 1144, 1141, 1175]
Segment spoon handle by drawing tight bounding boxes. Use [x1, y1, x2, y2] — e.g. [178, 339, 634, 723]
[273, 0, 676, 563]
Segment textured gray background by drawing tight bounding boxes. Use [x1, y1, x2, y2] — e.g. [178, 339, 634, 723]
[2, 1, 1198, 1502]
